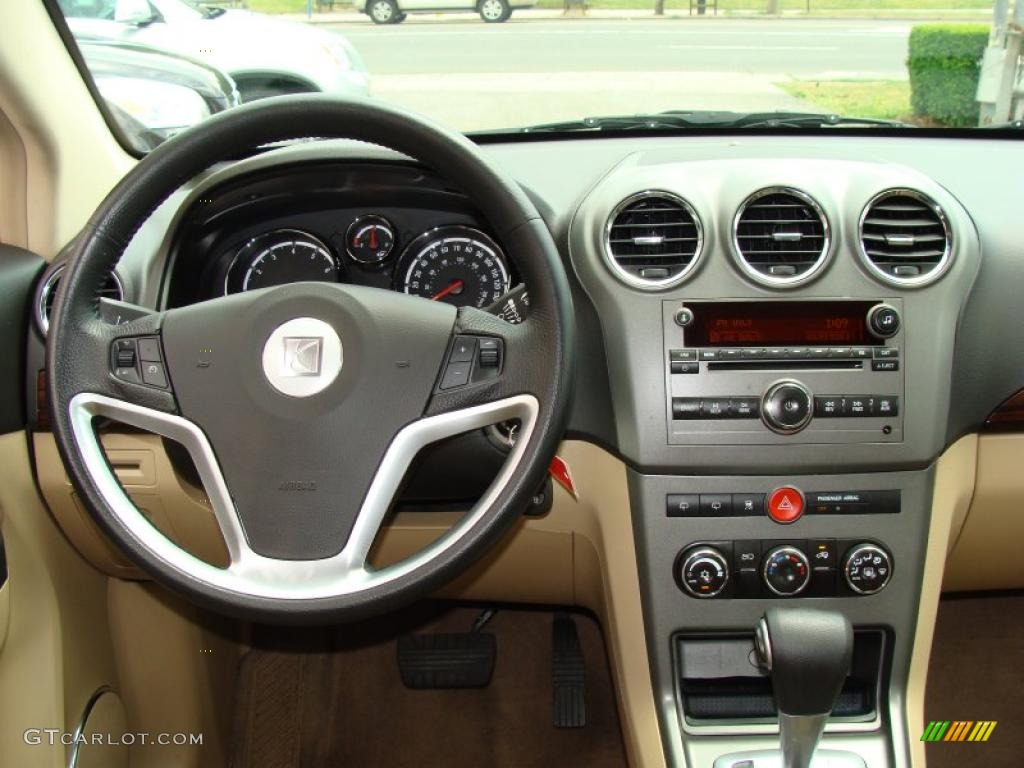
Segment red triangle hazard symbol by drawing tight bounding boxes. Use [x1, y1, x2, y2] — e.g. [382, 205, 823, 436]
[777, 495, 795, 512]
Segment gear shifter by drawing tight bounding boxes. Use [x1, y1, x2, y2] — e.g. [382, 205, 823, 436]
[755, 608, 854, 768]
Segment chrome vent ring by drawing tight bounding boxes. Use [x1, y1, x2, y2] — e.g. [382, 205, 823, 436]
[732, 187, 831, 287]
[602, 191, 704, 290]
[858, 188, 952, 287]
[37, 263, 124, 336]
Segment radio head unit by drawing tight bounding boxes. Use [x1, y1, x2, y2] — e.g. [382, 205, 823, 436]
[664, 299, 903, 446]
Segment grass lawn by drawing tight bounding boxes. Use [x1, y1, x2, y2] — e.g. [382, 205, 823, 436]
[778, 79, 914, 121]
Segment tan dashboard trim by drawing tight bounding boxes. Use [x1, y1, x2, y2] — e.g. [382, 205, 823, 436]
[906, 434, 977, 768]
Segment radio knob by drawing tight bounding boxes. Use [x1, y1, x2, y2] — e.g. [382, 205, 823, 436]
[677, 546, 730, 598]
[761, 380, 813, 434]
[843, 543, 893, 595]
[867, 304, 901, 339]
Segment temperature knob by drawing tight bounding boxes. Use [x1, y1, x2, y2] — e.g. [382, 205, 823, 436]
[678, 547, 730, 598]
[843, 543, 893, 595]
[763, 546, 811, 596]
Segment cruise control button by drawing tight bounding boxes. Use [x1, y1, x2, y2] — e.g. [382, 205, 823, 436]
[141, 361, 168, 389]
[767, 486, 805, 524]
[699, 494, 733, 517]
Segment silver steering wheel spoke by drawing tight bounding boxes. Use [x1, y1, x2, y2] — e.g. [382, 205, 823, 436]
[68, 391, 538, 600]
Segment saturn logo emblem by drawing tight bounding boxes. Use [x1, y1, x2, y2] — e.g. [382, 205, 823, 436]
[262, 318, 343, 397]
[282, 337, 324, 377]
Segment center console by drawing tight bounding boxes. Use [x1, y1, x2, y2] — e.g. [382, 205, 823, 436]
[569, 153, 981, 768]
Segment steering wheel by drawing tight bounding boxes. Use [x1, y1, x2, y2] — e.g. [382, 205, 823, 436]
[48, 96, 574, 624]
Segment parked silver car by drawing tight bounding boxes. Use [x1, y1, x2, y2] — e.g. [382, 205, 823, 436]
[353, 0, 537, 25]
[60, 0, 370, 102]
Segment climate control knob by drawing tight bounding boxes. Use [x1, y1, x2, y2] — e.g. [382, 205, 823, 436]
[843, 543, 893, 595]
[763, 546, 811, 596]
[761, 380, 813, 434]
[678, 547, 730, 598]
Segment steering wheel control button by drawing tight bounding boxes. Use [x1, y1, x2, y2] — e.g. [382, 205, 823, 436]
[449, 336, 477, 364]
[678, 547, 730, 598]
[141, 362, 168, 389]
[477, 338, 501, 368]
[843, 543, 893, 595]
[767, 486, 805, 524]
[763, 546, 811, 597]
[761, 380, 813, 434]
[261, 317, 343, 398]
[440, 362, 472, 390]
[867, 304, 901, 339]
[137, 337, 162, 362]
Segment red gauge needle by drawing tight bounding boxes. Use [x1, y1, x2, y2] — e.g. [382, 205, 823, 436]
[369, 228, 377, 249]
[431, 280, 464, 301]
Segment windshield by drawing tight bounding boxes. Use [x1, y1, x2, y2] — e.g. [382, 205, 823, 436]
[52, 0, 1020, 150]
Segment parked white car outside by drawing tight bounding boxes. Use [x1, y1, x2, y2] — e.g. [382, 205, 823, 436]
[353, 0, 537, 25]
[60, 0, 370, 102]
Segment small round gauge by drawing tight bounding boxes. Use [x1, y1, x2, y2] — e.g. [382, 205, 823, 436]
[346, 215, 396, 265]
[398, 226, 511, 308]
[225, 230, 339, 294]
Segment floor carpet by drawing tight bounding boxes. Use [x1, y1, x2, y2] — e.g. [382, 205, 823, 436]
[231, 604, 628, 768]
[924, 593, 1024, 768]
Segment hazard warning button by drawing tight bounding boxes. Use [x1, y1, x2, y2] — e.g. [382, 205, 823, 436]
[768, 487, 805, 524]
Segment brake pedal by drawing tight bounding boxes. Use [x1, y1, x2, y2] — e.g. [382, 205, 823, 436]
[552, 612, 586, 728]
[397, 632, 496, 689]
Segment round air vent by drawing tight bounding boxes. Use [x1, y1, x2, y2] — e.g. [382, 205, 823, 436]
[732, 188, 830, 287]
[37, 263, 123, 336]
[858, 189, 952, 287]
[603, 191, 703, 289]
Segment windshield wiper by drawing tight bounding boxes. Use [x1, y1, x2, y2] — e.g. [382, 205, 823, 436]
[504, 110, 911, 134]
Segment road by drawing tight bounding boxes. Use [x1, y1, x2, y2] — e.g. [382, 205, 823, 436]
[324, 18, 913, 131]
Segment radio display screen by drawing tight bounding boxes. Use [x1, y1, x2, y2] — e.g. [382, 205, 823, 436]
[687, 301, 878, 347]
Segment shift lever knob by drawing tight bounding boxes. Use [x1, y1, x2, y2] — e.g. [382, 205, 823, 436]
[755, 608, 853, 768]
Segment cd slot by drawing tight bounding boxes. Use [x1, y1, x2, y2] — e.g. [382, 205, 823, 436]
[707, 360, 865, 372]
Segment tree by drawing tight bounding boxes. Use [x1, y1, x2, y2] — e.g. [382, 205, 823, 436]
[655, 0, 665, 15]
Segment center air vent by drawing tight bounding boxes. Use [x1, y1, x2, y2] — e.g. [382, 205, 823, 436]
[859, 189, 952, 286]
[604, 191, 703, 289]
[37, 264, 123, 336]
[733, 188, 830, 286]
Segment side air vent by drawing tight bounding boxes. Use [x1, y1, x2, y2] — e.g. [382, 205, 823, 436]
[858, 189, 952, 286]
[603, 191, 703, 289]
[733, 188, 830, 286]
[37, 264, 123, 336]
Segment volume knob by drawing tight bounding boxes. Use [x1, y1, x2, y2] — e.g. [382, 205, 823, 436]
[761, 380, 813, 434]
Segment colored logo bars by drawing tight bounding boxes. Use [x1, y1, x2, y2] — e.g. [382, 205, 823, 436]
[921, 721, 997, 742]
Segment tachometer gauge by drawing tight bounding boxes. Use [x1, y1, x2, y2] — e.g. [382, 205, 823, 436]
[346, 215, 396, 265]
[225, 230, 339, 294]
[398, 226, 511, 308]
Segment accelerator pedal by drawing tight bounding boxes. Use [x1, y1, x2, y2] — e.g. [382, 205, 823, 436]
[553, 612, 587, 728]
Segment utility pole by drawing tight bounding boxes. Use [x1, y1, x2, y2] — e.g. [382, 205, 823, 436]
[655, 0, 665, 16]
[977, 0, 1024, 125]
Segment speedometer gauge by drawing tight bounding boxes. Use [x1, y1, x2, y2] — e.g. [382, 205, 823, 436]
[225, 230, 339, 294]
[398, 227, 511, 308]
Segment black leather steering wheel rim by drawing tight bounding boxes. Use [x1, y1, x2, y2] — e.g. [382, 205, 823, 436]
[48, 95, 574, 625]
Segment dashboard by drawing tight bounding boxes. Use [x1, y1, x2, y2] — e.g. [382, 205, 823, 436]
[164, 162, 517, 311]
[21, 133, 1024, 768]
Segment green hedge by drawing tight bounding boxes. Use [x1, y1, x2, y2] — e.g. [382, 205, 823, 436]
[907, 24, 989, 127]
